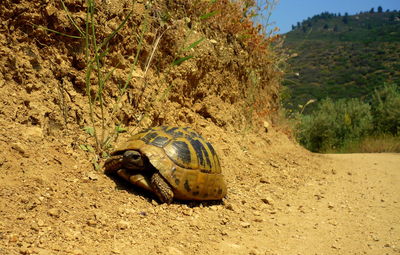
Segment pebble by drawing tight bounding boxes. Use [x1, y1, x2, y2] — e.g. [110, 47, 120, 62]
[87, 219, 97, 226]
[166, 246, 184, 255]
[117, 220, 130, 230]
[71, 248, 84, 255]
[261, 197, 274, 205]
[225, 203, 237, 211]
[12, 142, 28, 157]
[87, 172, 99, 180]
[259, 178, 270, 184]
[240, 222, 251, 228]
[47, 208, 60, 218]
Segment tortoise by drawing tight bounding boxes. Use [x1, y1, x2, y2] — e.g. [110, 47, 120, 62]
[104, 126, 227, 203]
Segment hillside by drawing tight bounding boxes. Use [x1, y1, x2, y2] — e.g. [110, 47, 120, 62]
[282, 9, 400, 112]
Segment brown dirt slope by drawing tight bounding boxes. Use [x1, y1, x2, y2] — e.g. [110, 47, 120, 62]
[1, 1, 399, 255]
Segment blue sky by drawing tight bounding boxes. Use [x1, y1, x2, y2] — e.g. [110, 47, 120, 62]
[269, 0, 400, 34]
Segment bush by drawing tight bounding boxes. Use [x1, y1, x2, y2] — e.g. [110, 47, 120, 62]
[296, 98, 373, 152]
[370, 83, 400, 135]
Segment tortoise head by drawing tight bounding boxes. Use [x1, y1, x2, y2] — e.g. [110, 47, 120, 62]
[122, 150, 145, 170]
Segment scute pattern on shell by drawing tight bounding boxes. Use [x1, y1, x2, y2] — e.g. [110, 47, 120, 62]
[131, 126, 221, 173]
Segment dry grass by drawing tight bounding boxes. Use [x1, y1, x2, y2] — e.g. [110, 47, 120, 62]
[339, 134, 400, 153]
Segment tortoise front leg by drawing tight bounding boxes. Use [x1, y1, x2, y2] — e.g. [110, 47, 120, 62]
[104, 155, 124, 174]
[116, 169, 153, 192]
[150, 173, 174, 204]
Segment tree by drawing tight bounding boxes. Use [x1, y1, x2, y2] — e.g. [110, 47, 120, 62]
[291, 24, 296, 30]
[369, 7, 375, 13]
[333, 24, 338, 32]
[342, 15, 349, 24]
[323, 24, 329, 29]
[378, 6, 383, 13]
[370, 83, 400, 135]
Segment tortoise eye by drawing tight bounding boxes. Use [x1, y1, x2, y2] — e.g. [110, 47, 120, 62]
[123, 150, 141, 160]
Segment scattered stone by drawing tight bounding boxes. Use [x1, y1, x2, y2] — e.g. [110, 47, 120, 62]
[8, 233, 18, 242]
[328, 202, 334, 209]
[253, 217, 264, 223]
[12, 142, 28, 157]
[87, 219, 97, 226]
[259, 178, 270, 184]
[71, 248, 84, 255]
[166, 246, 184, 255]
[225, 203, 237, 211]
[249, 248, 261, 255]
[263, 121, 269, 132]
[24, 126, 43, 139]
[269, 161, 279, 168]
[182, 208, 193, 216]
[261, 197, 274, 205]
[240, 222, 251, 228]
[87, 172, 98, 181]
[35, 248, 53, 255]
[117, 220, 130, 230]
[47, 208, 60, 218]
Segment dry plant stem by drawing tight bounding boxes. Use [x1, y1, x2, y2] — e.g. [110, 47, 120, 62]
[85, 0, 100, 151]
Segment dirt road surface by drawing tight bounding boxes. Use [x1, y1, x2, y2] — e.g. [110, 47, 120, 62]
[258, 153, 400, 255]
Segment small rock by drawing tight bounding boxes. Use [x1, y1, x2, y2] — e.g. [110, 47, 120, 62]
[45, 4, 58, 16]
[35, 248, 53, 255]
[261, 197, 274, 205]
[225, 203, 237, 211]
[166, 246, 184, 255]
[259, 178, 269, 184]
[87, 172, 98, 181]
[87, 219, 97, 226]
[269, 161, 279, 168]
[24, 126, 43, 139]
[328, 202, 334, 209]
[71, 248, 84, 255]
[253, 217, 264, 223]
[47, 208, 60, 218]
[8, 233, 18, 242]
[249, 248, 261, 255]
[240, 222, 250, 228]
[263, 121, 270, 132]
[12, 142, 28, 157]
[117, 220, 130, 230]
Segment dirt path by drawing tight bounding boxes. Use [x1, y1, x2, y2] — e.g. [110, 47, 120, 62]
[258, 153, 400, 255]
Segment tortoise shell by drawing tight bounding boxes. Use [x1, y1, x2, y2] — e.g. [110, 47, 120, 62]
[110, 126, 227, 200]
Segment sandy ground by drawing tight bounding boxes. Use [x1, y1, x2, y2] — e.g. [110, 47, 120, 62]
[1, 149, 399, 255]
[262, 153, 400, 255]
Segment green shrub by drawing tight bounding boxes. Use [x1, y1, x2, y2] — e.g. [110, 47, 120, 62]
[370, 83, 400, 135]
[296, 98, 373, 152]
